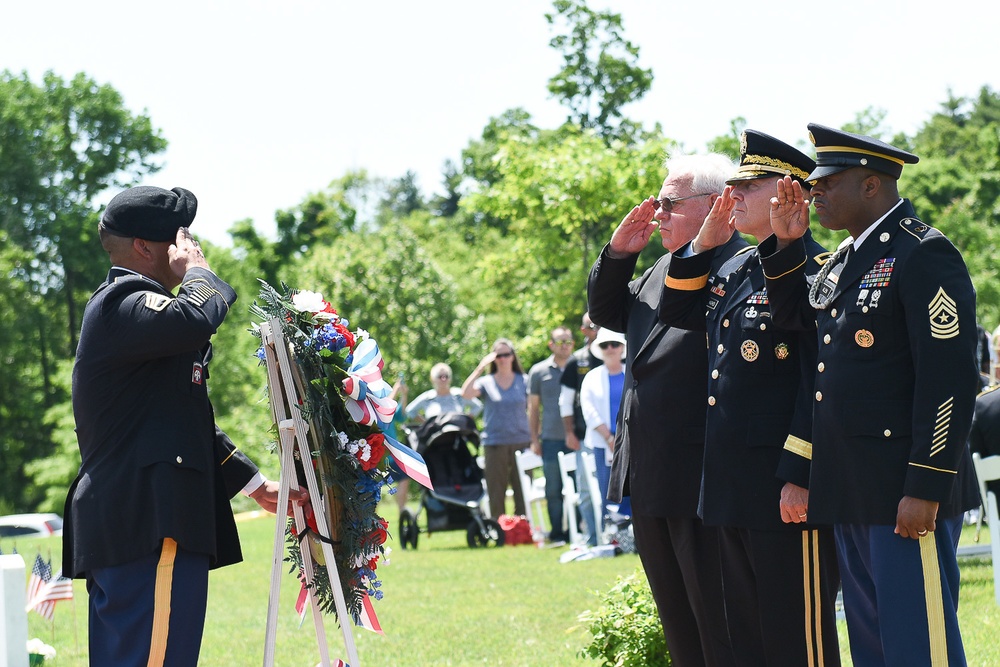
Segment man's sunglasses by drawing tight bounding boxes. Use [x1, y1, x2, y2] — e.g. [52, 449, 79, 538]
[653, 192, 713, 213]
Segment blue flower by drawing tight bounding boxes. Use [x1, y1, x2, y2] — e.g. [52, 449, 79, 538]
[255, 346, 266, 361]
[310, 323, 348, 353]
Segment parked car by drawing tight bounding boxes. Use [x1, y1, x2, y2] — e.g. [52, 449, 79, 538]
[0, 513, 63, 538]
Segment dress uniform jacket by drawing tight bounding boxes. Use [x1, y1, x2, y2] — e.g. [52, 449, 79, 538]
[587, 234, 749, 517]
[760, 200, 980, 525]
[658, 232, 826, 530]
[64, 266, 258, 577]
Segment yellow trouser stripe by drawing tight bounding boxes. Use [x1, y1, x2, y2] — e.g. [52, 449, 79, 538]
[920, 534, 948, 666]
[801, 531, 815, 667]
[811, 530, 824, 666]
[147, 538, 177, 667]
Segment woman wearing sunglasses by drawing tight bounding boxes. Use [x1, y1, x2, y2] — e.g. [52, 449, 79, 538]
[462, 339, 530, 518]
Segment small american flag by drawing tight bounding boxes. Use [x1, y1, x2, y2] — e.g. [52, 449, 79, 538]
[26, 556, 73, 620]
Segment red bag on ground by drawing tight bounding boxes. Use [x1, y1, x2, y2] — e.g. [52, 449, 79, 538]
[497, 514, 533, 545]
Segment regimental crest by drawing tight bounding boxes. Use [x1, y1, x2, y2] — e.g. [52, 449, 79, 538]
[143, 293, 172, 312]
[928, 287, 960, 339]
[859, 258, 895, 289]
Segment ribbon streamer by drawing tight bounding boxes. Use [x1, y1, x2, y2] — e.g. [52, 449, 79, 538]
[341, 339, 397, 426]
[384, 434, 434, 491]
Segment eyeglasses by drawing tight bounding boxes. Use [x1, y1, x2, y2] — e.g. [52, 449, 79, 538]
[653, 193, 714, 213]
[581, 323, 597, 330]
[495, 352, 513, 359]
[436, 374, 451, 380]
[599, 341, 623, 350]
[552, 339, 574, 346]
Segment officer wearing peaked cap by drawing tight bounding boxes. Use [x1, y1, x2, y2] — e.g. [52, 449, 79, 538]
[763, 125, 979, 665]
[659, 130, 841, 666]
[65, 185, 308, 665]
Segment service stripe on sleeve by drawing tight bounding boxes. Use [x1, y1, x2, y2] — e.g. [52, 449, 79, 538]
[664, 274, 709, 290]
[784, 435, 813, 460]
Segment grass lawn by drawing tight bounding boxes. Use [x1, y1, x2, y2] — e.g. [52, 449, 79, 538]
[9, 515, 1000, 666]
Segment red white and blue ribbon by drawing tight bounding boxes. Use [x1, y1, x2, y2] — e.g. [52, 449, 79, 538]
[341, 339, 397, 426]
[355, 591, 384, 635]
[384, 434, 433, 490]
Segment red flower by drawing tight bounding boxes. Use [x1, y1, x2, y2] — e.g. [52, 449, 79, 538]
[367, 556, 379, 571]
[366, 518, 389, 548]
[358, 433, 386, 471]
[334, 322, 355, 350]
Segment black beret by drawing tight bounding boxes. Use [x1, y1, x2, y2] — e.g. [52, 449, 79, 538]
[100, 186, 197, 242]
[806, 123, 918, 180]
[726, 129, 816, 187]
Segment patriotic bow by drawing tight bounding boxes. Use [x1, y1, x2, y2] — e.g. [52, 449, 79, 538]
[341, 338, 397, 426]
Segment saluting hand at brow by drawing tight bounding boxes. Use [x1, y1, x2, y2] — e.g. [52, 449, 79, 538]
[609, 197, 659, 257]
[769, 176, 811, 245]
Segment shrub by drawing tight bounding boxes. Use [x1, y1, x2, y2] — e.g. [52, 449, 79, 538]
[577, 569, 671, 666]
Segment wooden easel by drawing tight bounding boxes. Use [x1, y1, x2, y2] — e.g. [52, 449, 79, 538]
[259, 317, 360, 667]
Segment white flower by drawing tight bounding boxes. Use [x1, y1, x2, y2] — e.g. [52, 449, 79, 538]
[291, 290, 328, 314]
[354, 328, 370, 342]
[27, 638, 56, 658]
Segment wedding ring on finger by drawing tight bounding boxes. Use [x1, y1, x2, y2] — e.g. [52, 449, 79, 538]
[797, 513, 807, 519]
[917, 529, 928, 536]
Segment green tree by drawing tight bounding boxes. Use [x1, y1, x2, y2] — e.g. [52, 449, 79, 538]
[461, 125, 672, 356]
[292, 223, 486, 393]
[0, 70, 165, 511]
[545, 0, 653, 144]
[0, 70, 166, 352]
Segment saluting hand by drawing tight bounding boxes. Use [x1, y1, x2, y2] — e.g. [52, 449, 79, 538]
[608, 197, 659, 258]
[168, 226, 210, 279]
[769, 176, 811, 248]
[691, 186, 736, 253]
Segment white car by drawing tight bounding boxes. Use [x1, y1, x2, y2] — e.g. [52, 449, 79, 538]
[0, 513, 63, 538]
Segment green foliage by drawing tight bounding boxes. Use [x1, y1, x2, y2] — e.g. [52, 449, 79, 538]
[461, 125, 672, 359]
[0, 70, 164, 511]
[292, 222, 486, 389]
[577, 570, 671, 667]
[706, 117, 747, 161]
[545, 0, 653, 144]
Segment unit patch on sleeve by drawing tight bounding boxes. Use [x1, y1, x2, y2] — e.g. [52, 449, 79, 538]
[928, 287, 960, 339]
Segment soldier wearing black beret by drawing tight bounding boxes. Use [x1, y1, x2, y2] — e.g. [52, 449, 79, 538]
[764, 125, 979, 665]
[658, 130, 840, 666]
[65, 185, 308, 666]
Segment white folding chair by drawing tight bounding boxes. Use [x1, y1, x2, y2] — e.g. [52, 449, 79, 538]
[557, 451, 582, 545]
[515, 449, 548, 538]
[973, 452, 1000, 605]
[578, 450, 607, 545]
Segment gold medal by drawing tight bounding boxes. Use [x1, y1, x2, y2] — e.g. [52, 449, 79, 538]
[855, 329, 874, 348]
[774, 343, 790, 360]
[741, 340, 760, 362]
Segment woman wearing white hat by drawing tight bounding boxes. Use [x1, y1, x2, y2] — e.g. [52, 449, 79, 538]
[579, 328, 627, 532]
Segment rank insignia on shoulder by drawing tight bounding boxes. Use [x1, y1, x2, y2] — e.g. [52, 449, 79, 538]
[144, 293, 172, 312]
[929, 287, 960, 339]
[900, 218, 931, 239]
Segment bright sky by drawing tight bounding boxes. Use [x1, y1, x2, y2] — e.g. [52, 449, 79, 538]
[4, 0, 997, 245]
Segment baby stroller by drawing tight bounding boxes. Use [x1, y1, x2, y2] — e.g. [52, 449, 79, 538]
[398, 412, 505, 548]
